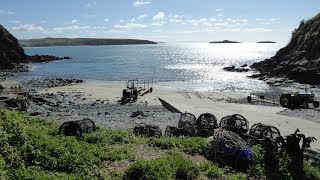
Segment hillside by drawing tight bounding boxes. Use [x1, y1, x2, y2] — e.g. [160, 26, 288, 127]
[19, 38, 157, 47]
[0, 25, 72, 72]
[0, 24, 27, 71]
[251, 13, 320, 84]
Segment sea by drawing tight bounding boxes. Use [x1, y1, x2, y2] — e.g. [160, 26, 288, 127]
[18, 43, 284, 92]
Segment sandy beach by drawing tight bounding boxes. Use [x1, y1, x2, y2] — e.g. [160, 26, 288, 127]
[37, 80, 320, 151]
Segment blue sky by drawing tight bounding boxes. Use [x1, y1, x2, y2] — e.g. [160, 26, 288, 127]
[1, 0, 319, 42]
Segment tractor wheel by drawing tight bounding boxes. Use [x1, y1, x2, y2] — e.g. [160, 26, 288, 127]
[313, 101, 319, 108]
[302, 101, 308, 109]
[280, 94, 291, 107]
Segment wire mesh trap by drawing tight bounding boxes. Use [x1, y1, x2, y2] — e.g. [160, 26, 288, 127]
[133, 123, 162, 137]
[59, 118, 96, 137]
[219, 114, 249, 135]
[248, 123, 281, 140]
[164, 112, 197, 137]
[195, 113, 218, 137]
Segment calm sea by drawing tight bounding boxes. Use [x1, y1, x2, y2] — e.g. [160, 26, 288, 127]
[18, 43, 283, 92]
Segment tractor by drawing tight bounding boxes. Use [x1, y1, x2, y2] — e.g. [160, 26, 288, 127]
[280, 93, 319, 109]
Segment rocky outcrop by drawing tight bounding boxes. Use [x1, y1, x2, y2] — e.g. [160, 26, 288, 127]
[223, 65, 250, 72]
[251, 13, 320, 85]
[27, 55, 71, 63]
[0, 24, 71, 72]
[0, 24, 28, 71]
[257, 41, 276, 43]
[210, 40, 241, 43]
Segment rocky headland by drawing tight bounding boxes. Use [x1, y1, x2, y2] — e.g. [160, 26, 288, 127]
[19, 37, 157, 47]
[0, 24, 71, 73]
[257, 41, 276, 43]
[251, 13, 320, 85]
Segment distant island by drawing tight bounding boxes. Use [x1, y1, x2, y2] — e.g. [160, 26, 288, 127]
[257, 41, 276, 43]
[209, 40, 241, 44]
[19, 38, 157, 47]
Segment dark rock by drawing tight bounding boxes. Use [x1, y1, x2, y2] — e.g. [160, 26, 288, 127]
[21, 78, 84, 91]
[286, 67, 320, 85]
[247, 73, 267, 79]
[240, 64, 248, 67]
[131, 111, 146, 118]
[30, 112, 41, 116]
[27, 54, 72, 63]
[251, 14, 320, 85]
[0, 96, 9, 101]
[5, 96, 30, 111]
[223, 66, 250, 72]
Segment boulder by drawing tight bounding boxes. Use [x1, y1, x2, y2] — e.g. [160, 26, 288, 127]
[131, 111, 146, 118]
[5, 96, 30, 111]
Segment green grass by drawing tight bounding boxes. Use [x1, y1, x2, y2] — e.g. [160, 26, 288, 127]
[148, 137, 207, 155]
[0, 108, 319, 179]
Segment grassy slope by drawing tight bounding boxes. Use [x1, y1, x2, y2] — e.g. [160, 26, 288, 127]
[19, 38, 156, 47]
[0, 108, 319, 179]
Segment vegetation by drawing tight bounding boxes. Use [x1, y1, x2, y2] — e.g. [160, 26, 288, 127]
[0, 108, 319, 179]
[19, 38, 157, 47]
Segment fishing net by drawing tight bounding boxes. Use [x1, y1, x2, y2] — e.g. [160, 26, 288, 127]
[204, 129, 252, 170]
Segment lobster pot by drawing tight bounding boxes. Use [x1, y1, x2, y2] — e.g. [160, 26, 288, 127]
[59, 119, 96, 137]
[196, 113, 218, 130]
[178, 113, 197, 134]
[219, 114, 249, 134]
[164, 126, 178, 137]
[249, 123, 281, 140]
[77, 118, 96, 133]
[133, 123, 162, 137]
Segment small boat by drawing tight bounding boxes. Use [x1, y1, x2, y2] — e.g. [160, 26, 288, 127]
[158, 97, 182, 113]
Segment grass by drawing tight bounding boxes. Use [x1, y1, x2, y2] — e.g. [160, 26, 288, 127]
[0, 108, 319, 179]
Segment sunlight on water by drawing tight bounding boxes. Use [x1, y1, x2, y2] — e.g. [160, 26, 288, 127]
[20, 43, 283, 92]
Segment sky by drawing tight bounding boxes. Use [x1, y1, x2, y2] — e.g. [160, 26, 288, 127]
[0, 0, 319, 43]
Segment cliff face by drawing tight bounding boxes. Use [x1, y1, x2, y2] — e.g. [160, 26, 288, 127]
[0, 24, 27, 71]
[251, 13, 320, 84]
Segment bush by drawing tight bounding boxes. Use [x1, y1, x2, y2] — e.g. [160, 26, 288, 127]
[248, 145, 265, 178]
